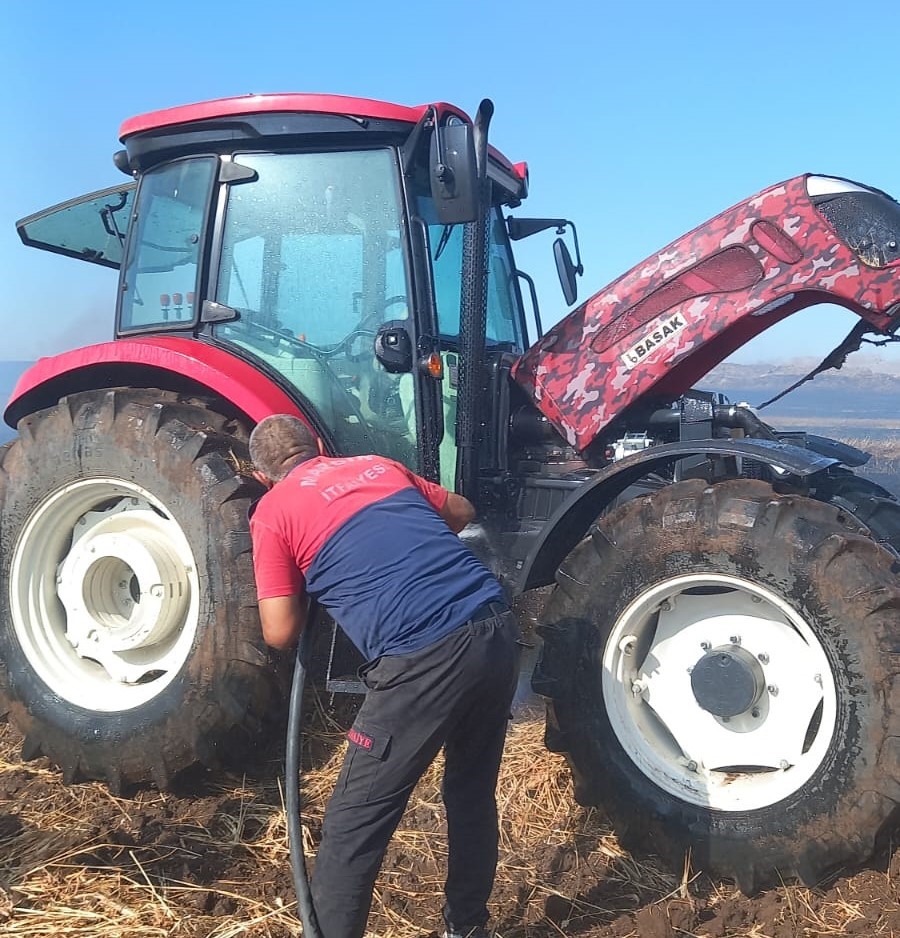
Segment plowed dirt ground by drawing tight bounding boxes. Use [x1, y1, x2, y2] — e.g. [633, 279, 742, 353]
[3, 694, 900, 938]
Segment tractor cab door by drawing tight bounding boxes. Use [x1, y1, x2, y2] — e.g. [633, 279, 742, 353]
[211, 149, 420, 468]
[16, 183, 135, 269]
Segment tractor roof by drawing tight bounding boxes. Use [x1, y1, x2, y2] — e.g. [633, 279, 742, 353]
[119, 93, 465, 139]
[118, 92, 527, 183]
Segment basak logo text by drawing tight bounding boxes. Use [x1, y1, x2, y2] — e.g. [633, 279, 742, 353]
[620, 314, 686, 370]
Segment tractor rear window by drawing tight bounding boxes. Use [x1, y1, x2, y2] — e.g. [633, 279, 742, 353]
[17, 183, 135, 269]
[118, 158, 216, 331]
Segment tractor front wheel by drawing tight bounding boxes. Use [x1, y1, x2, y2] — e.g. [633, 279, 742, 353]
[0, 389, 274, 790]
[534, 479, 900, 891]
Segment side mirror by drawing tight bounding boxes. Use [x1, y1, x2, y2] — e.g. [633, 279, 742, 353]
[429, 120, 479, 225]
[374, 321, 413, 374]
[554, 238, 579, 306]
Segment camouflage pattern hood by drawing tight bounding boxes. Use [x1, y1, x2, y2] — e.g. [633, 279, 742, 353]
[512, 174, 900, 451]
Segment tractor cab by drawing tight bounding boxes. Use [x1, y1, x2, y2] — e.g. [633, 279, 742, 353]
[16, 94, 550, 498]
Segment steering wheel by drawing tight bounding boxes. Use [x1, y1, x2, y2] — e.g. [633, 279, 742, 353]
[222, 295, 410, 362]
[323, 295, 411, 362]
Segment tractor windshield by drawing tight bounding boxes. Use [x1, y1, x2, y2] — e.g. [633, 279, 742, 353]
[213, 148, 417, 465]
[420, 208, 525, 351]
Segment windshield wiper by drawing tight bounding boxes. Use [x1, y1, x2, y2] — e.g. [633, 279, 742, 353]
[434, 224, 455, 261]
[99, 190, 131, 245]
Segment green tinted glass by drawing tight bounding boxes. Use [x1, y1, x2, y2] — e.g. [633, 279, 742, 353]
[215, 149, 418, 466]
[119, 158, 216, 330]
[17, 183, 135, 269]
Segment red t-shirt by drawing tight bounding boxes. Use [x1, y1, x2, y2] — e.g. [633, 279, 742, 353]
[249, 455, 503, 660]
[251, 455, 448, 600]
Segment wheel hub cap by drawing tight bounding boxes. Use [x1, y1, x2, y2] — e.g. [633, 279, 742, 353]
[602, 574, 838, 811]
[57, 506, 191, 666]
[10, 479, 200, 710]
[690, 645, 765, 718]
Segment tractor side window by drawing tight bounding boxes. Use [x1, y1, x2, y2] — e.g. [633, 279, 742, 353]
[426, 206, 525, 351]
[215, 149, 417, 467]
[119, 158, 216, 331]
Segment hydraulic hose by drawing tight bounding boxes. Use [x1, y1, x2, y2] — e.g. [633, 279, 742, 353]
[286, 621, 324, 938]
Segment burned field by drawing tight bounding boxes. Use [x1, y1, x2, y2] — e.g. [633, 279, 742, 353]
[3, 695, 900, 938]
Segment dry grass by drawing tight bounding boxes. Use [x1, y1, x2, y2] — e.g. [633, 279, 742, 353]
[3, 709, 900, 937]
[0, 714, 638, 938]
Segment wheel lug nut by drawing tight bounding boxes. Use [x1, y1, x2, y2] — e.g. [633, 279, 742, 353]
[700, 641, 711, 651]
[660, 600, 672, 612]
[768, 684, 778, 696]
[779, 760, 789, 770]
[730, 635, 741, 645]
[686, 666, 693, 674]
[751, 707, 760, 718]
[814, 674, 823, 685]
[687, 760, 698, 772]
[758, 652, 770, 665]
[618, 634, 637, 655]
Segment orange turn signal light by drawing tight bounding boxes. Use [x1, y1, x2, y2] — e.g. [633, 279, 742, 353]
[420, 353, 443, 379]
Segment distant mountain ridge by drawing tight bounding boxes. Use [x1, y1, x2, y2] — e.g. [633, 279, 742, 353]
[706, 359, 900, 395]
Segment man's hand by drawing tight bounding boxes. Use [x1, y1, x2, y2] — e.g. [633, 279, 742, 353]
[258, 594, 307, 650]
[440, 493, 476, 533]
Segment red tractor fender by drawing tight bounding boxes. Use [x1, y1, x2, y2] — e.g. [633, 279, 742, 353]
[4, 335, 307, 429]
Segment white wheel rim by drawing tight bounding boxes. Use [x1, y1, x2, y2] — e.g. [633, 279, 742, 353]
[602, 573, 837, 812]
[10, 478, 200, 712]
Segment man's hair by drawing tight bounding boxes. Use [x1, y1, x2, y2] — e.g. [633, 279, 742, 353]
[249, 414, 320, 481]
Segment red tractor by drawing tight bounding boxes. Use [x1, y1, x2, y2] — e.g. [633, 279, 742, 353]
[4, 92, 900, 892]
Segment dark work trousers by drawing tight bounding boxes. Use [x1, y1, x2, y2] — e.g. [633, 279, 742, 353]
[310, 604, 520, 938]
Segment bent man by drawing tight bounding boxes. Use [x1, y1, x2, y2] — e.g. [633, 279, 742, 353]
[248, 414, 520, 938]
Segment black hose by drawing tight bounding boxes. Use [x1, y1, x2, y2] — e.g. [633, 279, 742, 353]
[286, 622, 324, 937]
[713, 403, 779, 441]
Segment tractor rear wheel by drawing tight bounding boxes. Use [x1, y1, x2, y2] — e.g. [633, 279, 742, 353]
[534, 478, 900, 891]
[0, 388, 274, 790]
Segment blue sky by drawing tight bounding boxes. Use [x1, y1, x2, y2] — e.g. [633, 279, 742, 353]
[3, 0, 900, 365]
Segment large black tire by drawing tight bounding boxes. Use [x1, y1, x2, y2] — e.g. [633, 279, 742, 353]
[0, 389, 275, 790]
[533, 478, 900, 892]
[820, 466, 900, 556]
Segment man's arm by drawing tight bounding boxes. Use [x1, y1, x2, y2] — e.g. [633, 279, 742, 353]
[390, 458, 476, 533]
[258, 594, 307, 651]
[439, 492, 476, 533]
